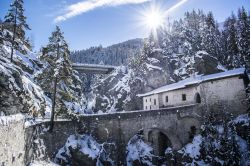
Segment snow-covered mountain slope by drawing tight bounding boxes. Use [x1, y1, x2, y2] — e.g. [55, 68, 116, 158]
[70, 38, 144, 66]
[90, 49, 224, 113]
[0, 40, 50, 117]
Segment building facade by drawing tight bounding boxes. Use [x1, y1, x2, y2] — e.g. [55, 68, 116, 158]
[138, 68, 249, 114]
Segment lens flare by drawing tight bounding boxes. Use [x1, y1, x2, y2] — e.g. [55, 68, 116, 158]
[144, 9, 164, 30]
[134, 0, 189, 37]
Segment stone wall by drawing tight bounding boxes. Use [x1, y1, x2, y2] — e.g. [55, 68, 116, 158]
[200, 76, 248, 114]
[0, 116, 33, 166]
[39, 120, 76, 159]
[160, 86, 199, 107]
[0, 117, 76, 166]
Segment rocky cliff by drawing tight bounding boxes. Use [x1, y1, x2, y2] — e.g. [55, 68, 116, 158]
[0, 41, 48, 117]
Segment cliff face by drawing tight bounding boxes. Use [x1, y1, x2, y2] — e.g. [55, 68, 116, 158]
[0, 42, 47, 116]
[0, 59, 24, 115]
[91, 49, 224, 113]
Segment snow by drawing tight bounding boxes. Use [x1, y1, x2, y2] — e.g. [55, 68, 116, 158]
[15, 51, 40, 73]
[29, 161, 59, 166]
[126, 134, 154, 166]
[138, 68, 246, 97]
[178, 135, 202, 159]
[145, 63, 162, 71]
[111, 67, 131, 93]
[21, 75, 46, 112]
[216, 125, 224, 134]
[195, 51, 208, 58]
[55, 134, 114, 165]
[236, 135, 250, 165]
[233, 114, 249, 126]
[0, 40, 51, 117]
[117, 94, 122, 99]
[0, 113, 25, 126]
[165, 147, 173, 155]
[217, 63, 226, 71]
[148, 58, 160, 63]
[55, 134, 101, 161]
[64, 101, 84, 114]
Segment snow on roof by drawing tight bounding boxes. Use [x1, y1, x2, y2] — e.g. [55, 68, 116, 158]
[138, 68, 246, 97]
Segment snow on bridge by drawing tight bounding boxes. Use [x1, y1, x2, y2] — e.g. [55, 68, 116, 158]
[72, 63, 116, 74]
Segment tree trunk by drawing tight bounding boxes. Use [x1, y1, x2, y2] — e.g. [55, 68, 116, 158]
[49, 44, 60, 132]
[10, 5, 17, 63]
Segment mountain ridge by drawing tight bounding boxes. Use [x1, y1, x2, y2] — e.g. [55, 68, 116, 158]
[70, 38, 144, 66]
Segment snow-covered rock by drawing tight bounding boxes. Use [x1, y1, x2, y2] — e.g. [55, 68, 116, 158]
[126, 134, 155, 166]
[55, 134, 114, 166]
[0, 39, 49, 117]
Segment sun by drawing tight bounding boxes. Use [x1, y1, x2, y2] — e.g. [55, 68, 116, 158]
[144, 9, 164, 30]
[136, 2, 166, 35]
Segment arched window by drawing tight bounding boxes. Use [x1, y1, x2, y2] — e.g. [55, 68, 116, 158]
[195, 93, 201, 103]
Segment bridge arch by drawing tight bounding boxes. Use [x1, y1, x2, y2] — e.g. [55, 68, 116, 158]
[147, 128, 172, 156]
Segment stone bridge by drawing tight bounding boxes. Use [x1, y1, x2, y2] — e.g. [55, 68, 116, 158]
[42, 104, 203, 165]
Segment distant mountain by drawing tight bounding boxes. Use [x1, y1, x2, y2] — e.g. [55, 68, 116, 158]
[70, 38, 144, 66]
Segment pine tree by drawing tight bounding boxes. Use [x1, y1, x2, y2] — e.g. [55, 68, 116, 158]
[37, 26, 82, 131]
[202, 12, 221, 60]
[237, 7, 250, 69]
[4, 0, 30, 62]
[200, 109, 241, 165]
[221, 13, 239, 69]
[183, 10, 205, 55]
[143, 32, 155, 58]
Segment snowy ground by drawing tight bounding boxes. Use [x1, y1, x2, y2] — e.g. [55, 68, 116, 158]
[29, 161, 59, 166]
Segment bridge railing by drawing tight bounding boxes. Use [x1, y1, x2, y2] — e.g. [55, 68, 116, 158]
[36, 104, 200, 122]
[72, 63, 116, 74]
[78, 104, 200, 121]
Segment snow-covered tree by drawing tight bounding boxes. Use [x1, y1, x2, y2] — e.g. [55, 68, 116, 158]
[237, 7, 250, 69]
[221, 13, 239, 69]
[200, 109, 241, 165]
[70, 39, 143, 66]
[143, 32, 156, 58]
[182, 10, 205, 56]
[202, 12, 222, 60]
[37, 26, 83, 130]
[4, 0, 31, 61]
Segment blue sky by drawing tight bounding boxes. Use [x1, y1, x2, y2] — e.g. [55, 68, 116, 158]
[0, 0, 249, 51]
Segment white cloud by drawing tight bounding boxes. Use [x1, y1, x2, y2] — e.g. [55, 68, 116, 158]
[165, 0, 189, 14]
[54, 0, 152, 23]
